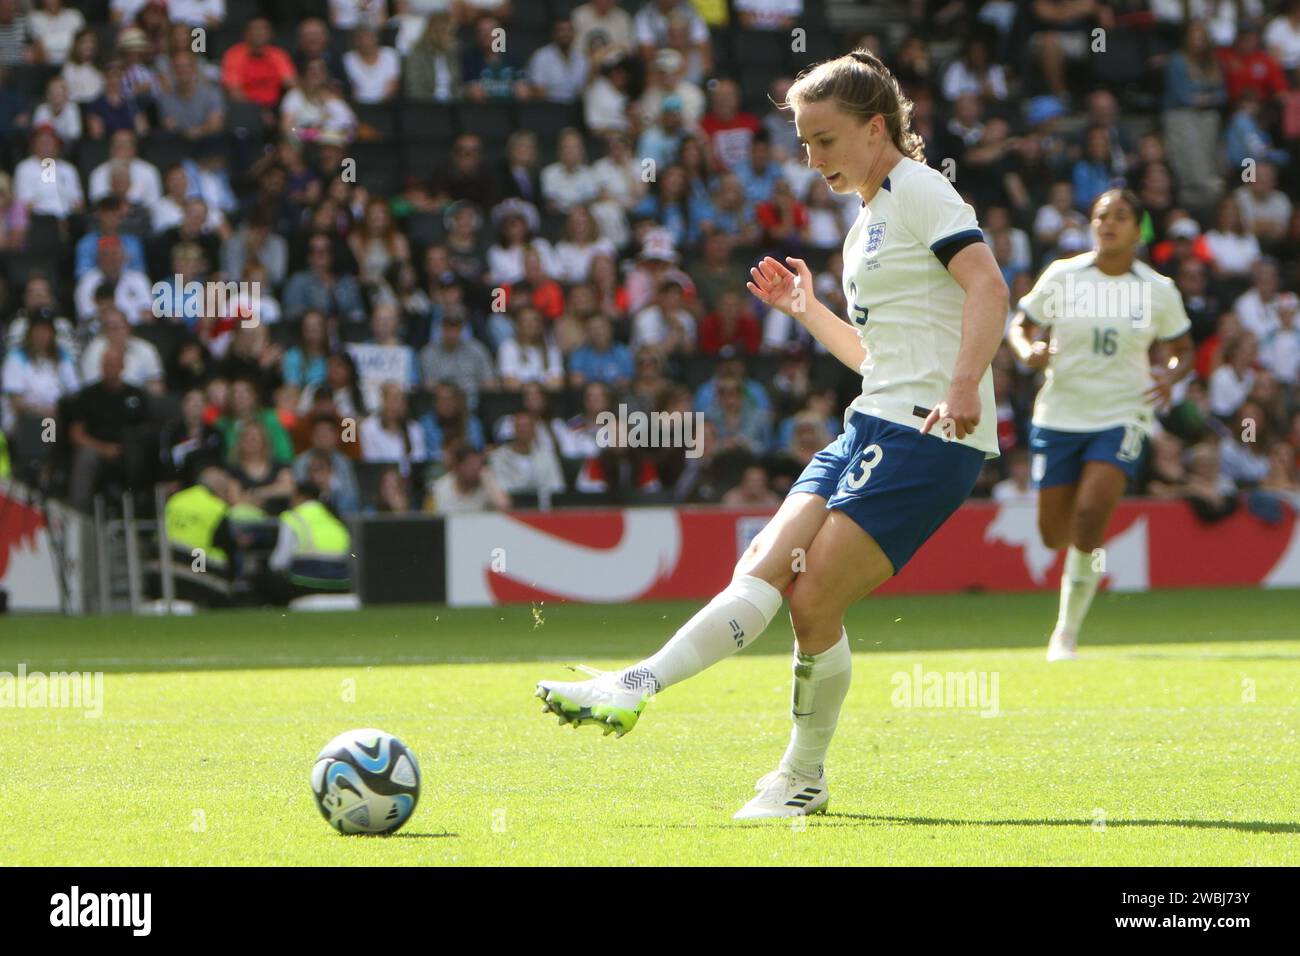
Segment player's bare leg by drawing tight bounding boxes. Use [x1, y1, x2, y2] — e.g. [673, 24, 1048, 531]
[535, 493, 831, 736]
[735, 511, 893, 819]
[1047, 463, 1127, 660]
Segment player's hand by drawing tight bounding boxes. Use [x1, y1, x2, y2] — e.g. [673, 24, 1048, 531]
[921, 382, 981, 441]
[1025, 340, 1053, 372]
[1144, 369, 1173, 408]
[747, 255, 816, 319]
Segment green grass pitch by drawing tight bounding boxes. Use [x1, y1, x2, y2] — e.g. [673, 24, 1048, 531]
[1, 587, 1297, 866]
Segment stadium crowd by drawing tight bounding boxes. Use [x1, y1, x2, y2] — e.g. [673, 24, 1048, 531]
[1, 0, 1299, 539]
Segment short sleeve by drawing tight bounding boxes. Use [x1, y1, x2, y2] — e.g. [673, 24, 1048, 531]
[897, 168, 983, 267]
[1016, 260, 1064, 327]
[1155, 281, 1192, 341]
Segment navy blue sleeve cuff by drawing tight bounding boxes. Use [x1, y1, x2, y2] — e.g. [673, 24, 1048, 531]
[930, 229, 985, 269]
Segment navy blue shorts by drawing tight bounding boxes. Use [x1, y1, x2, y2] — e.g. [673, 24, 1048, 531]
[788, 411, 986, 573]
[1029, 424, 1145, 489]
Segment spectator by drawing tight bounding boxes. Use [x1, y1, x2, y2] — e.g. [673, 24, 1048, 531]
[1234, 160, 1292, 247]
[541, 128, 599, 215]
[1028, 0, 1111, 100]
[569, 314, 633, 388]
[13, 125, 83, 220]
[280, 57, 357, 147]
[498, 307, 565, 391]
[221, 210, 288, 285]
[1233, 258, 1284, 340]
[282, 311, 332, 391]
[1264, 0, 1300, 71]
[941, 33, 1007, 104]
[554, 205, 618, 283]
[1208, 334, 1258, 418]
[216, 377, 295, 466]
[418, 313, 497, 405]
[572, 0, 635, 60]
[65, 345, 153, 513]
[343, 25, 400, 104]
[221, 17, 296, 114]
[60, 29, 103, 103]
[721, 462, 779, 506]
[489, 411, 566, 498]
[360, 381, 426, 476]
[426, 439, 509, 512]
[75, 196, 146, 279]
[634, 0, 711, 73]
[1205, 195, 1262, 285]
[283, 232, 366, 323]
[1218, 26, 1288, 105]
[74, 237, 154, 324]
[735, 0, 802, 32]
[157, 50, 225, 142]
[462, 14, 530, 102]
[699, 289, 761, 357]
[228, 418, 295, 513]
[404, 12, 462, 102]
[29, 0, 84, 66]
[89, 129, 161, 206]
[632, 278, 696, 356]
[349, 196, 411, 287]
[703, 374, 771, 454]
[430, 133, 501, 209]
[31, 75, 80, 144]
[1260, 293, 1300, 389]
[528, 18, 587, 103]
[584, 49, 632, 135]
[486, 204, 559, 286]
[347, 303, 419, 413]
[420, 379, 486, 462]
[293, 416, 361, 515]
[80, 306, 163, 393]
[638, 47, 704, 129]
[160, 387, 225, 485]
[1, 312, 77, 437]
[84, 58, 148, 139]
[5, 276, 75, 355]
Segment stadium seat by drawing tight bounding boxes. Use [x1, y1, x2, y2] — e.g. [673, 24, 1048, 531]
[453, 102, 514, 145]
[349, 141, 403, 195]
[784, 29, 840, 75]
[224, 99, 266, 138]
[510, 28, 550, 62]
[403, 211, 446, 251]
[400, 143, 449, 185]
[510, 1, 552, 31]
[207, 25, 244, 62]
[7, 63, 59, 97]
[514, 101, 582, 143]
[509, 491, 541, 510]
[76, 138, 110, 184]
[738, 66, 775, 115]
[398, 102, 457, 144]
[143, 133, 190, 175]
[134, 322, 189, 364]
[476, 390, 524, 433]
[354, 102, 399, 141]
[730, 30, 787, 69]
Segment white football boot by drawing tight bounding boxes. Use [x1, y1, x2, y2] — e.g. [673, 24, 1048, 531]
[1046, 629, 1078, 661]
[733, 768, 829, 820]
[535, 666, 649, 738]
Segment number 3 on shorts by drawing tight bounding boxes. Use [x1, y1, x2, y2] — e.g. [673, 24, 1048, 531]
[844, 443, 884, 491]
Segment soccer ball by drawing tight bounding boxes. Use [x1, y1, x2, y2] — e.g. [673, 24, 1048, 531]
[311, 729, 421, 835]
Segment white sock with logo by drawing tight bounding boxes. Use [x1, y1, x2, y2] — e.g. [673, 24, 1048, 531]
[779, 629, 852, 781]
[618, 575, 783, 694]
[1056, 545, 1101, 636]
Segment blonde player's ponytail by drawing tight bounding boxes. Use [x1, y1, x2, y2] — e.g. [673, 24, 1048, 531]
[783, 49, 926, 163]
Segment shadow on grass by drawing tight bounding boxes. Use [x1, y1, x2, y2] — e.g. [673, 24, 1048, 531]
[385, 832, 459, 839]
[620, 815, 1300, 834]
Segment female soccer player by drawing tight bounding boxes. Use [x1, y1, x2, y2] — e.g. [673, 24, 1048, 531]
[1007, 188, 1193, 661]
[536, 50, 1008, 819]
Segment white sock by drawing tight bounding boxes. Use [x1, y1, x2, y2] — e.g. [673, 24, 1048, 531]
[1056, 545, 1101, 637]
[619, 574, 783, 694]
[779, 629, 852, 780]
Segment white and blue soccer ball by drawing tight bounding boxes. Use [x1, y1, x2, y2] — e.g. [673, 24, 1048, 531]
[311, 729, 421, 835]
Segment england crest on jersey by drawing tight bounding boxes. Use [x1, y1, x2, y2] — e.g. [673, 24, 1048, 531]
[864, 221, 887, 257]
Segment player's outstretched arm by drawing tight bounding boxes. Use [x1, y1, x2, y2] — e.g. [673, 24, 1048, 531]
[748, 255, 867, 373]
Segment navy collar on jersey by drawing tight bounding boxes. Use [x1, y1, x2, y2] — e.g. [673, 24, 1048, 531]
[860, 176, 891, 208]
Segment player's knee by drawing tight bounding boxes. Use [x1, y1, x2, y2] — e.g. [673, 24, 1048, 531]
[1073, 502, 1110, 539]
[1039, 515, 1069, 551]
[787, 576, 833, 634]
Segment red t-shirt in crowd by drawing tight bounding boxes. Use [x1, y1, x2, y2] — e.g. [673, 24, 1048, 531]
[698, 111, 762, 170]
[221, 42, 297, 108]
[1216, 47, 1288, 103]
[698, 310, 761, 356]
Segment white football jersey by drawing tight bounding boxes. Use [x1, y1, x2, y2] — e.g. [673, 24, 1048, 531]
[842, 156, 999, 457]
[1018, 252, 1191, 433]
